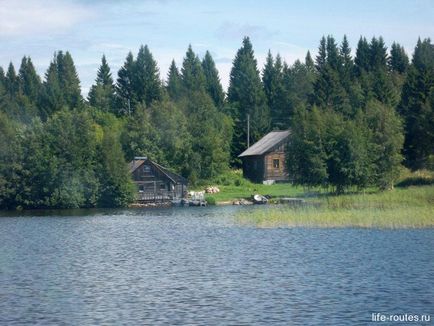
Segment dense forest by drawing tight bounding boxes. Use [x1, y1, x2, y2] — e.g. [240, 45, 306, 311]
[0, 36, 433, 209]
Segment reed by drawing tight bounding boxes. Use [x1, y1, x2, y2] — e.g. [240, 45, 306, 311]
[237, 186, 434, 228]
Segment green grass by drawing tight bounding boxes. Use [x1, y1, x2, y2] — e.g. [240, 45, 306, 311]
[236, 186, 434, 228]
[198, 170, 306, 203]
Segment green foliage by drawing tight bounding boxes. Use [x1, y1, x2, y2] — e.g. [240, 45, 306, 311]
[179, 91, 232, 181]
[202, 51, 224, 108]
[398, 38, 434, 170]
[389, 42, 409, 74]
[287, 102, 403, 192]
[181, 45, 206, 92]
[166, 60, 183, 101]
[0, 35, 432, 209]
[134, 45, 162, 106]
[227, 37, 270, 165]
[88, 55, 116, 113]
[97, 128, 135, 207]
[116, 52, 135, 115]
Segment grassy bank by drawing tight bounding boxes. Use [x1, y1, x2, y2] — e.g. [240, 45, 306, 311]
[200, 170, 306, 203]
[236, 186, 434, 228]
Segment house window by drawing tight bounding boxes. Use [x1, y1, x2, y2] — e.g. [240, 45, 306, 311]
[143, 165, 151, 173]
[139, 185, 144, 192]
[273, 159, 280, 169]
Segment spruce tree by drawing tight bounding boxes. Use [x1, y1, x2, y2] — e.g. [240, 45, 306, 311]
[133, 45, 162, 106]
[340, 35, 353, 84]
[5, 63, 19, 96]
[88, 55, 116, 112]
[181, 45, 206, 92]
[263, 51, 287, 129]
[369, 37, 388, 70]
[313, 36, 348, 112]
[398, 38, 434, 169]
[39, 57, 64, 118]
[57, 51, 83, 109]
[116, 52, 135, 115]
[166, 60, 183, 101]
[354, 37, 371, 75]
[389, 42, 409, 74]
[202, 51, 224, 108]
[227, 37, 270, 164]
[18, 56, 41, 103]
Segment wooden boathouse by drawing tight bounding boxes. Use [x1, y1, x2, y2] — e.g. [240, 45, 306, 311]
[129, 157, 188, 202]
[238, 130, 290, 184]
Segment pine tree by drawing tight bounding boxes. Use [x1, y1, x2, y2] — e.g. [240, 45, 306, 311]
[133, 45, 162, 106]
[116, 52, 135, 115]
[181, 45, 206, 92]
[227, 37, 270, 164]
[389, 42, 409, 74]
[39, 57, 64, 118]
[263, 51, 287, 129]
[262, 50, 275, 110]
[166, 60, 183, 101]
[305, 51, 315, 72]
[18, 56, 41, 103]
[88, 55, 116, 112]
[57, 51, 83, 109]
[316, 36, 327, 71]
[326, 35, 340, 70]
[369, 37, 388, 70]
[313, 37, 348, 112]
[202, 51, 224, 108]
[340, 35, 353, 84]
[354, 37, 371, 75]
[398, 38, 434, 169]
[5, 63, 19, 96]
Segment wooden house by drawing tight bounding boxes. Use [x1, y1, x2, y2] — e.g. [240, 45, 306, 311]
[238, 130, 290, 184]
[129, 157, 188, 202]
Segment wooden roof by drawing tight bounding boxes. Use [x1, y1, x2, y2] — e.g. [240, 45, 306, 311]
[129, 157, 188, 185]
[238, 130, 290, 157]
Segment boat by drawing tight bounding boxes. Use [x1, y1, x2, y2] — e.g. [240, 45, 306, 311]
[253, 194, 268, 204]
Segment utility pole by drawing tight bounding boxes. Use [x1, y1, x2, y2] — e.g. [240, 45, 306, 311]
[247, 113, 250, 148]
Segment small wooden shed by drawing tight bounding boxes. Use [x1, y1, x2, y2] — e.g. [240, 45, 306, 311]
[129, 157, 188, 202]
[238, 130, 290, 184]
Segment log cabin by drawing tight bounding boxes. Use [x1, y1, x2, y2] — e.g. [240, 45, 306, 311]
[129, 157, 188, 202]
[238, 130, 290, 184]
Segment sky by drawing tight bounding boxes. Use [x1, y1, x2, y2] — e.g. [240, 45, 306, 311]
[1, 0, 433, 96]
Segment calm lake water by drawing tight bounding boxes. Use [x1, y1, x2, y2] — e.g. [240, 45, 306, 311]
[1, 206, 433, 325]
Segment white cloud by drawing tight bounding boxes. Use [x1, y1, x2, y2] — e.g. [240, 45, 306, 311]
[0, 0, 93, 37]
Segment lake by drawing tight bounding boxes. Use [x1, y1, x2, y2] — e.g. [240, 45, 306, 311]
[1, 206, 433, 325]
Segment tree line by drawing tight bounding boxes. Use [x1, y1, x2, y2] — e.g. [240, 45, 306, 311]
[0, 36, 433, 208]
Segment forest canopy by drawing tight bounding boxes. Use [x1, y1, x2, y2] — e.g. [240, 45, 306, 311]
[0, 36, 433, 208]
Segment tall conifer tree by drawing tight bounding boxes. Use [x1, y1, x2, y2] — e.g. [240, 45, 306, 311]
[166, 60, 183, 101]
[398, 38, 434, 169]
[134, 45, 162, 106]
[18, 56, 41, 103]
[181, 45, 206, 92]
[202, 51, 224, 108]
[88, 55, 116, 112]
[116, 52, 135, 115]
[227, 37, 270, 164]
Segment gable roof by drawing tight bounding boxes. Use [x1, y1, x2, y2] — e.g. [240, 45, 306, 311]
[129, 157, 188, 185]
[238, 130, 290, 157]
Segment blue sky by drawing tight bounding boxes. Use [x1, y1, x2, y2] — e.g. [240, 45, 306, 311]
[1, 0, 433, 95]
